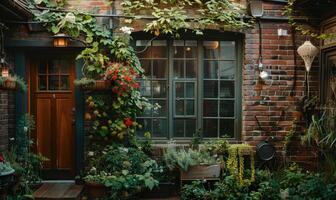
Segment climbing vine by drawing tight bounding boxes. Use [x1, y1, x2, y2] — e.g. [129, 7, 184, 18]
[284, 0, 336, 40]
[121, 0, 253, 37]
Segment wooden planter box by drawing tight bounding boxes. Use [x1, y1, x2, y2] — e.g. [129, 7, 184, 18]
[0, 80, 17, 90]
[85, 181, 109, 199]
[81, 80, 111, 91]
[180, 164, 221, 180]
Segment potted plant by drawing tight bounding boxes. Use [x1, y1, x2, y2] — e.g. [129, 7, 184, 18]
[74, 78, 111, 91]
[84, 145, 159, 199]
[164, 141, 220, 181]
[0, 75, 27, 91]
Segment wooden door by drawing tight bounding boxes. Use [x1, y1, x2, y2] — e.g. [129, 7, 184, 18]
[30, 57, 76, 179]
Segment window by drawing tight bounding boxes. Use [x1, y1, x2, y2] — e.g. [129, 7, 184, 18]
[37, 59, 70, 91]
[135, 37, 241, 139]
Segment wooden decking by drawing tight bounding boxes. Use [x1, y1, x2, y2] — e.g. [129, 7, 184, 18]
[33, 183, 84, 200]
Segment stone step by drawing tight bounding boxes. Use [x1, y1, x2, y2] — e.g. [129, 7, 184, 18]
[33, 183, 83, 200]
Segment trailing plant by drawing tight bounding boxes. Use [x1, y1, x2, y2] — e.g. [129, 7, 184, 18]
[0, 75, 27, 91]
[121, 0, 253, 37]
[226, 144, 255, 185]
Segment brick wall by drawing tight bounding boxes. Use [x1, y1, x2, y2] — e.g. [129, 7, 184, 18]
[0, 91, 9, 151]
[3, 0, 321, 166]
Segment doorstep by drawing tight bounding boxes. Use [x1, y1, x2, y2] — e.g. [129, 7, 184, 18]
[33, 182, 84, 200]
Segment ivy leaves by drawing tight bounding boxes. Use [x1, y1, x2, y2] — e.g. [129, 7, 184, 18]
[121, 0, 253, 37]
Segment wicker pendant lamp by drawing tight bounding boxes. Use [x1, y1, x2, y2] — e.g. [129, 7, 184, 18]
[297, 41, 319, 96]
[297, 41, 318, 72]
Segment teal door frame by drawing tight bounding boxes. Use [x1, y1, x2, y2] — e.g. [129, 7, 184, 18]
[8, 41, 85, 176]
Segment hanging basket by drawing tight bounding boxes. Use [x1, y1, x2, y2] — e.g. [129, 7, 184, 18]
[0, 79, 17, 91]
[297, 41, 319, 72]
[81, 80, 111, 91]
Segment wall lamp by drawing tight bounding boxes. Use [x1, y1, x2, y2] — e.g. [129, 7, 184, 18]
[53, 33, 70, 47]
[249, 0, 264, 18]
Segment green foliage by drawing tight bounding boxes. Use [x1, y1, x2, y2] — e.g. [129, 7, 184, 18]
[181, 180, 210, 200]
[73, 77, 96, 87]
[121, 0, 253, 37]
[280, 163, 336, 200]
[0, 75, 27, 91]
[6, 114, 47, 198]
[84, 144, 160, 199]
[163, 141, 216, 171]
[191, 128, 202, 150]
[284, 0, 336, 40]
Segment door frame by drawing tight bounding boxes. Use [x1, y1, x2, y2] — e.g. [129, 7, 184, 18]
[321, 47, 336, 104]
[13, 48, 85, 178]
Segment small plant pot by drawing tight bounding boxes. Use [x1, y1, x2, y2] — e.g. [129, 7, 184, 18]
[0, 80, 17, 90]
[180, 164, 221, 180]
[81, 80, 111, 91]
[85, 181, 109, 199]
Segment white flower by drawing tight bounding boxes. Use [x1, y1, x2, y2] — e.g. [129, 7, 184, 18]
[9, 137, 15, 141]
[87, 151, 94, 157]
[65, 13, 76, 23]
[120, 26, 134, 35]
[23, 126, 28, 133]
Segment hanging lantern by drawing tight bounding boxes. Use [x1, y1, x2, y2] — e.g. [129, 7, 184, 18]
[0, 57, 9, 77]
[297, 41, 319, 72]
[249, 0, 263, 18]
[53, 33, 70, 47]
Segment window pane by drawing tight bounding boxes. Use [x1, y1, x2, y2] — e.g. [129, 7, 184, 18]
[220, 119, 234, 138]
[38, 76, 47, 90]
[174, 119, 184, 137]
[175, 100, 184, 115]
[203, 119, 218, 138]
[153, 118, 167, 137]
[186, 100, 195, 115]
[219, 61, 235, 80]
[204, 41, 219, 59]
[49, 75, 59, 90]
[137, 118, 152, 137]
[220, 41, 235, 60]
[153, 60, 167, 78]
[175, 82, 184, 98]
[173, 60, 184, 79]
[185, 119, 196, 137]
[136, 40, 151, 58]
[139, 80, 151, 97]
[220, 81, 235, 98]
[153, 81, 167, 98]
[60, 75, 69, 90]
[58, 60, 69, 74]
[48, 61, 58, 74]
[204, 61, 218, 79]
[185, 40, 197, 58]
[186, 60, 196, 78]
[140, 60, 151, 77]
[152, 41, 167, 58]
[204, 80, 218, 98]
[186, 82, 195, 98]
[220, 100, 234, 117]
[173, 47, 184, 58]
[153, 100, 167, 117]
[38, 62, 47, 74]
[203, 100, 218, 117]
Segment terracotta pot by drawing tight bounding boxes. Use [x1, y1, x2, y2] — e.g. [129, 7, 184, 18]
[180, 164, 221, 180]
[85, 181, 109, 199]
[81, 80, 111, 91]
[0, 80, 17, 90]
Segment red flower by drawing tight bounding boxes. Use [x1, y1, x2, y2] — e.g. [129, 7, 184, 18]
[124, 76, 132, 82]
[112, 75, 117, 81]
[0, 154, 4, 163]
[124, 118, 133, 127]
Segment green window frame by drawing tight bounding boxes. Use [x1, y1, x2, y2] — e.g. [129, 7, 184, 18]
[134, 32, 242, 141]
